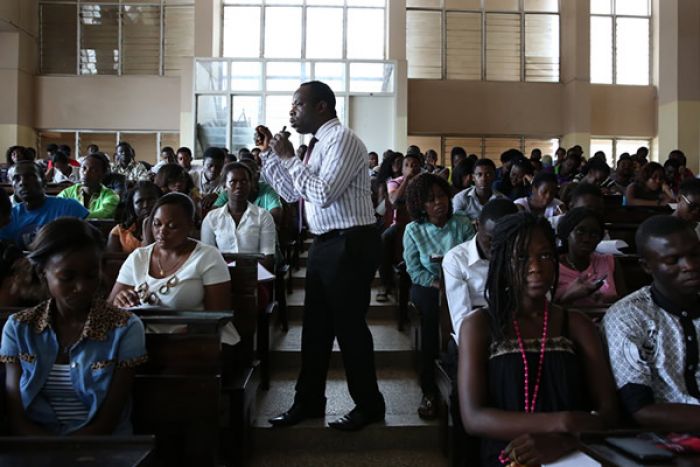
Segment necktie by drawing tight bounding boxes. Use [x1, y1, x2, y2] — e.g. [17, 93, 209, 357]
[298, 137, 318, 233]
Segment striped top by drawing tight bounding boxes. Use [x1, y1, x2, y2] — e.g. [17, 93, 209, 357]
[41, 364, 89, 426]
[261, 118, 375, 235]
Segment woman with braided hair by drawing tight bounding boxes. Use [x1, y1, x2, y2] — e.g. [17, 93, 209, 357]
[457, 212, 618, 466]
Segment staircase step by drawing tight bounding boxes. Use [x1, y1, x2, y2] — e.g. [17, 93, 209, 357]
[252, 368, 439, 453]
[291, 267, 382, 287]
[270, 321, 415, 370]
[286, 287, 400, 321]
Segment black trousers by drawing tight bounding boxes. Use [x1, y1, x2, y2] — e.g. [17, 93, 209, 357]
[410, 283, 440, 396]
[294, 225, 385, 413]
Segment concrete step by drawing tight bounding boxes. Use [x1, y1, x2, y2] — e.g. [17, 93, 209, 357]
[291, 266, 383, 288]
[270, 320, 416, 371]
[252, 368, 440, 454]
[285, 286, 401, 321]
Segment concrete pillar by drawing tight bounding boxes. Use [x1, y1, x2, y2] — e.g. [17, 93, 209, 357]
[656, 0, 700, 172]
[387, 0, 408, 153]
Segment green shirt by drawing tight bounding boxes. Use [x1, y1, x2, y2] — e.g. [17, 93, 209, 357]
[57, 184, 119, 219]
[213, 181, 283, 212]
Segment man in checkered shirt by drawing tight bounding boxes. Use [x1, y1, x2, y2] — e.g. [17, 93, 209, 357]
[603, 215, 700, 430]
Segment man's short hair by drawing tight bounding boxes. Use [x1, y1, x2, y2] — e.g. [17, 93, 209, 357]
[570, 182, 603, 204]
[300, 80, 336, 115]
[636, 215, 694, 259]
[585, 158, 611, 176]
[501, 148, 523, 163]
[474, 158, 496, 171]
[176, 146, 192, 158]
[479, 198, 518, 224]
[203, 147, 226, 162]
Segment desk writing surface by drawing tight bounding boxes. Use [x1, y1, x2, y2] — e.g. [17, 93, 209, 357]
[0, 436, 154, 467]
[578, 432, 700, 466]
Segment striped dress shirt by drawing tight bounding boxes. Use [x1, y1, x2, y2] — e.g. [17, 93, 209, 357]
[260, 118, 375, 235]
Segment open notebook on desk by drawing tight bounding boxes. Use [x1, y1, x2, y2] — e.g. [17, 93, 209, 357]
[227, 261, 275, 282]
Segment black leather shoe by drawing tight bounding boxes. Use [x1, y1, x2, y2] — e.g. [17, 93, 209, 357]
[268, 403, 325, 427]
[328, 408, 385, 431]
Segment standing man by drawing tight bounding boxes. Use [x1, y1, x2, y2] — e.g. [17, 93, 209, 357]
[259, 81, 385, 431]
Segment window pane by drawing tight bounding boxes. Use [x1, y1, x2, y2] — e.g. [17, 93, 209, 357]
[484, 0, 518, 11]
[79, 133, 118, 161]
[80, 5, 119, 75]
[484, 137, 521, 162]
[525, 14, 559, 82]
[232, 96, 262, 151]
[164, 5, 194, 76]
[196, 61, 228, 91]
[159, 133, 181, 155]
[590, 138, 614, 164]
[223, 6, 261, 58]
[446, 12, 481, 80]
[615, 17, 649, 85]
[615, 0, 650, 17]
[347, 8, 384, 59]
[406, 10, 442, 79]
[407, 0, 442, 7]
[122, 6, 160, 75]
[347, 0, 386, 6]
[445, 0, 481, 9]
[196, 96, 228, 157]
[616, 139, 650, 161]
[314, 62, 346, 94]
[265, 95, 293, 137]
[119, 133, 158, 165]
[590, 0, 612, 14]
[265, 62, 311, 91]
[349, 62, 394, 92]
[264, 7, 302, 58]
[267, 0, 302, 5]
[524, 138, 559, 158]
[224, 0, 262, 4]
[485, 13, 520, 81]
[444, 137, 483, 164]
[41, 4, 77, 74]
[306, 7, 343, 59]
[590, 16, 612, 84]
[307, 0, 343, 5]
[231, 61, 262, 91]
[524, 0, 558, 12]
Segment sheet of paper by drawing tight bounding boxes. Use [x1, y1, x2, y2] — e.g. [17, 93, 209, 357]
[543, 451, 601, 467]
[596, 239, 629, 256]
[257, 263, 275, 282]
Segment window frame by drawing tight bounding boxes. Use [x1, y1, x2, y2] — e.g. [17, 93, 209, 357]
[590, 0, 652, 85]
[406, 0, 561, 82]
[39, 1, 194, 76]
[591, 136, 653, 166]
[220, 1, 387, 61]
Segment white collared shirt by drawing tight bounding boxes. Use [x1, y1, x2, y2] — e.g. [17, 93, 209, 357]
[260, 118, 375, 235]
[442, 236, 489, 344]
[200, 202, 276, 255]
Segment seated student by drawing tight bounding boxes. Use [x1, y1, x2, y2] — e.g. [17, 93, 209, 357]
[154, 163, 201, 213]
[451, 159, 475, 195]
[0, 218, 147, 435]
[443, 198, 518, 346]
[176, 146, 195, 175]
[663, 158, 682, 196]
[555, 152, 580, 186]
[603, 216, 700, 432]
[57, 153, 119, 219]
[674, 178, 700, 237]
[494, 156, 533, 201]
[110, 142, 150, 182]
[212, 159, 283, 226]
[201, 163, 276, 270]
[0, 161, 89, 249]
[150, 146, 176, 175]
[452, 159, 505, 221]
[4, 146, 24, 182]
[514, 172, 565, 219]
[669, 149, 694, 180]
[48, 150, 79, 184]
[108, 193, 237, 342]
[573, 158, 617, 194]
[625, 162, 676, 206]
[194, 147, 226, 196]
[403, 173, 475, 420]
[612, 154, 635, 192]
[107, 181, 162, 254]
[495, 149, 519, 182]
[424, 149, 447, 179]
[550, 182, 605, 229]
[554, 208, 625, 307]
[458, 212, 619, 466]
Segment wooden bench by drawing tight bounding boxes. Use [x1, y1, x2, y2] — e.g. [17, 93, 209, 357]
[603, 205, 671, 224]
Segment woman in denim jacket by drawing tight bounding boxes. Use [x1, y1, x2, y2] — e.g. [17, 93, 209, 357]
[0, 218, 147, 435]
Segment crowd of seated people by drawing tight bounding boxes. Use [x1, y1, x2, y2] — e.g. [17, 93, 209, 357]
[3, 138, 700, 467]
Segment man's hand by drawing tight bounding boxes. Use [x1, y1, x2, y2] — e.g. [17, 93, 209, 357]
[270, 130, 295, 160]
[255, 125, 273, 152]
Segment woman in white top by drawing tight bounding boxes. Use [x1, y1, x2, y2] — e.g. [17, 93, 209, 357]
[109, 193, 233, 328]
[514, 172, 565, 219]
[201, 162, 276, 270]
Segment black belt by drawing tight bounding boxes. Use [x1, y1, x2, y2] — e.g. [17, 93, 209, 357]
[314, 224, 374, 242]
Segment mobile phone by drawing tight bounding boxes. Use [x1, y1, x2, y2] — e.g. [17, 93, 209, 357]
[605, 437, 674, 462]
[593, 274, 608, 289]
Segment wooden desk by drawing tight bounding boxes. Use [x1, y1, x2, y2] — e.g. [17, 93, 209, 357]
[0, 435, 155, 467]
[578, 432, 700, 467]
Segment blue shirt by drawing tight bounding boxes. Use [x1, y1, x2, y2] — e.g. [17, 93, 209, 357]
[403, 213, 476, 287]
[0, 299, 147, 435]
[0, 196, 89, 249]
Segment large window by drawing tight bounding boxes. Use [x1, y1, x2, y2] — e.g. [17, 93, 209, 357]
[38, 131, 179, 165]
[40, 1, 194, 76]
[590, 0, 650, 85]
[590, 137, 651, 165]
[408, 135, 560, 166]
[222, 0, 386, 60]
[406, 0, 560, 82]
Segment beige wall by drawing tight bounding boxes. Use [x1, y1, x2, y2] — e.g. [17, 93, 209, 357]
[590, 85, 657, 137]
[34, 76, 181, 132]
